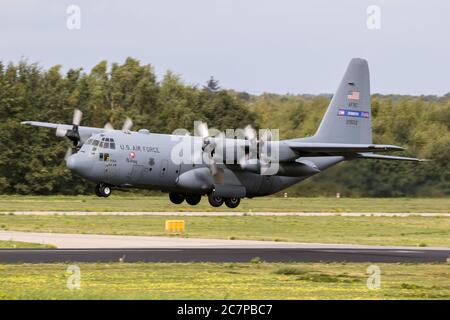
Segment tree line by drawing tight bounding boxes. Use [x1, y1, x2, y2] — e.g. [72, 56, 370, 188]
[0, 58, 448, 196]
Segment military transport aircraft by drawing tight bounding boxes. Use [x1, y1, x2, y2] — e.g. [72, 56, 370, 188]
[22, 58, 424, 208]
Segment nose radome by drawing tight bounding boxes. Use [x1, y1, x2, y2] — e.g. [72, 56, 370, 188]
[66, 154, 93, 176]
[66, 154, 77, 170]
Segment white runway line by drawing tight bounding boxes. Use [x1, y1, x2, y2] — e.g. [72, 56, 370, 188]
[1, 211, 449, 217]
[1, 231, 449, 250]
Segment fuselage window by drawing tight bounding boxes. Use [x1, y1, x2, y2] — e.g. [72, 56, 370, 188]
[110, 142, 116, 149]
[92, 140, 99, 146]
[86, 139, 93, 145]
[104, 142, 109, 148]
[99, 141, 104, 148]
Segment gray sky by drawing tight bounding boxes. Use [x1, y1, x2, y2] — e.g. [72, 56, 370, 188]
[1, 0, 449, 95]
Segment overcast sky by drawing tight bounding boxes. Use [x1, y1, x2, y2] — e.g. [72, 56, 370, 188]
[1, 0, 449, 95]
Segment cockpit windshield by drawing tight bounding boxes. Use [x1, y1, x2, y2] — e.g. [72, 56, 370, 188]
[84, 137, 116, 150]
[84, 137, 116, 154]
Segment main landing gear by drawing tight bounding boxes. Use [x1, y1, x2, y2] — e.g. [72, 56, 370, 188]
[169, 192, 202, 206]
[168, 192, 241, 208]
[95, 183, 112, 197]
[208, 194, 240, 208]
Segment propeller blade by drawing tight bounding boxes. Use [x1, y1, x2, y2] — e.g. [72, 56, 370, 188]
[244, 125, 257, 142]
[73, 109, 83, 126]
[122, 117, 133, 131]
[196, 122, 209, 138]
[55, 126, 68, 137]
[64, 147, 72, 161]
[104, 122, 114, 131]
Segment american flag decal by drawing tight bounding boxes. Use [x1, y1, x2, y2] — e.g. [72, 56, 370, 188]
[347, 91, 360, 101]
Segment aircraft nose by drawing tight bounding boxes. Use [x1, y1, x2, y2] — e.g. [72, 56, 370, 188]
[66, 154, 93, 176]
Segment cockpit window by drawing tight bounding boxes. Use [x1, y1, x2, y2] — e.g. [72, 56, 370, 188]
[87, 137, 115, 150]
[101, 138, 116, 149]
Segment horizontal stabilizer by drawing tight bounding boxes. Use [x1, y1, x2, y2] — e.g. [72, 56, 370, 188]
[355, 153, 427, 162]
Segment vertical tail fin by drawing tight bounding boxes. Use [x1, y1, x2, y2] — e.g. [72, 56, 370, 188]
[313, 58, 372, 144]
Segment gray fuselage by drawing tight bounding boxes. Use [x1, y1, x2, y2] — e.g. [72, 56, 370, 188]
[67, 130, 343, 197]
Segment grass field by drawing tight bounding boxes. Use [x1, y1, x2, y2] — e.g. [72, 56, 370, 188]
[0, 195, 449, 213]
[0, 262, 448, 299]
[0, 240, 53, 248]
[0, 215, 449, 247]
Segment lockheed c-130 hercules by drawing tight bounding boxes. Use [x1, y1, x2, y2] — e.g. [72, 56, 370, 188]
[22, 58, 424, 208]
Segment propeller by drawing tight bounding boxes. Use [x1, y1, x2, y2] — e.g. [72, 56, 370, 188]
[104, 122, 114, 131]
[102, 117, 133, 132]
[122, 117, 133, 131]
[56, 109, 83, 147]
[64, 147, 72, 162]
[237, 126, 275, 175]
[193, 121, 224, 183]
[259, 129, 273, 174]
[103, 117, 133, 131]
[238, 125, 258, 168]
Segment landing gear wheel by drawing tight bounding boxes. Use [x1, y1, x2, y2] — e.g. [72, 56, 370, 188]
[95, 184, 102, 197]
[185, 194, 201, 206]
[169, 192, 185, 204]
[96, 184, 112, 197]
[208, 193, 224, 207]
[224, 197, 241, 208]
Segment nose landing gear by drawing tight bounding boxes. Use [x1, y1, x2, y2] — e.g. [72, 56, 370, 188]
[95, 183, 112, 197]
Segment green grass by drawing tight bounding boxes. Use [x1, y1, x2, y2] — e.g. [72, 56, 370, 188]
[0, 262, 448, 299]
[0, 240, 54, 249]
[0, 215, 449, 247]
[0, 195, 449, 213]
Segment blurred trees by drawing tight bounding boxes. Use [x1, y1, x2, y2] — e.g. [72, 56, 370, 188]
[0, 58, 448, 196]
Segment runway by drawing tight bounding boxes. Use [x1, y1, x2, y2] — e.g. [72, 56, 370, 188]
[0, 231, 449, 263]
[0, 247, 449, 263]
[2, 211, 449, 216]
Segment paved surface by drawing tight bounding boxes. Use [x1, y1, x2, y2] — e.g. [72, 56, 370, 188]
[1, 231, 449, 250]
[1, 211, 449, 216]
[0, 248, 449, 263]
[0, 231, 449, 263]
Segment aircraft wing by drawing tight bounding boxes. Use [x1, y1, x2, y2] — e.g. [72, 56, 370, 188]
[21, 121, 104, 143]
